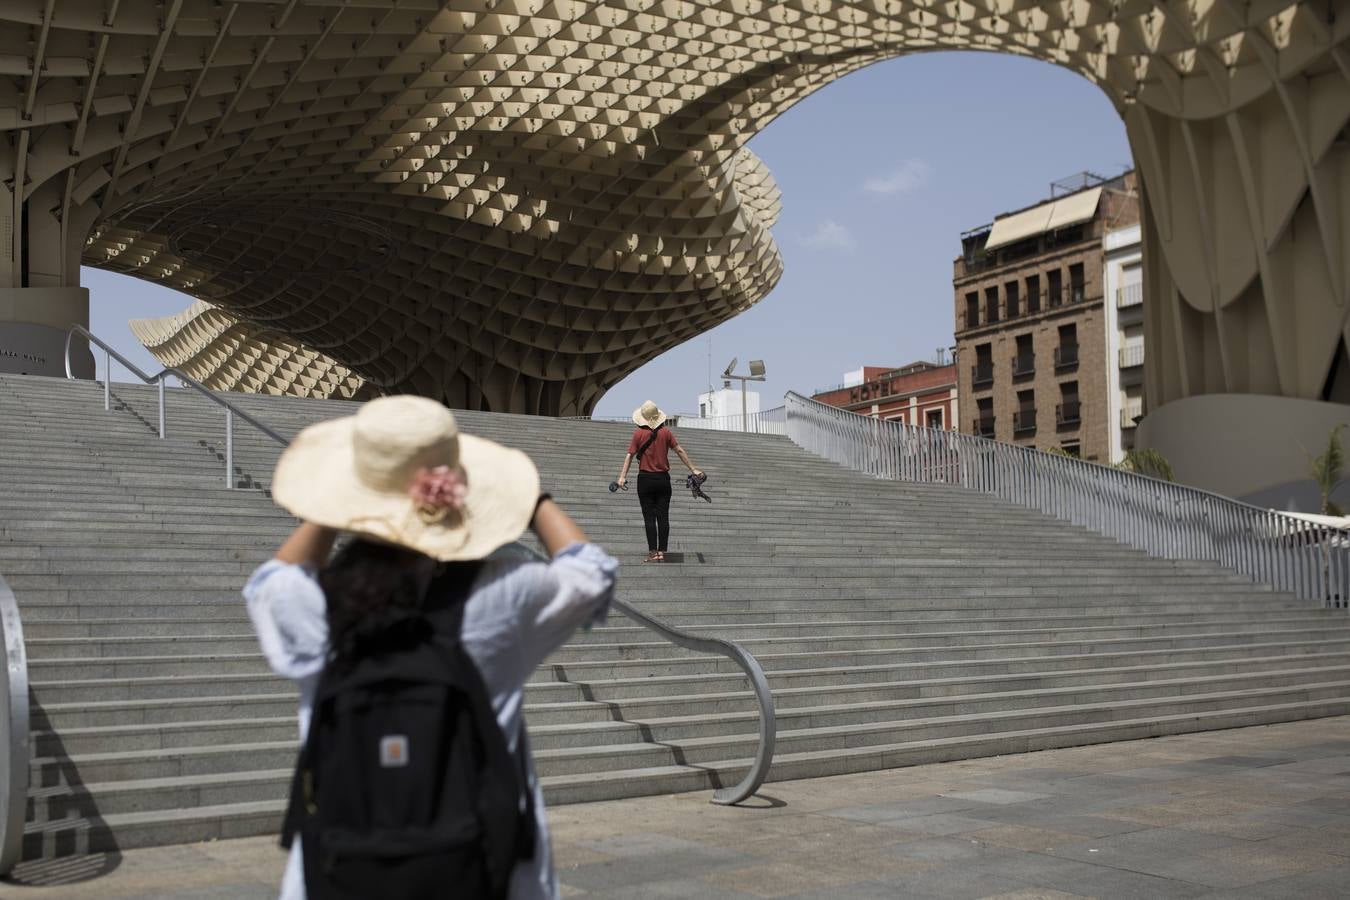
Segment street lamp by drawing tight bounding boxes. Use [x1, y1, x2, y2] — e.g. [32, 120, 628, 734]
[723, 357, 767, 432]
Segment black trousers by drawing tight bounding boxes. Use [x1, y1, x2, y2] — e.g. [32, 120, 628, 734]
[636, 472, 672, 551]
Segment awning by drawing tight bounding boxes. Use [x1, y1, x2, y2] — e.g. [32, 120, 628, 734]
[984, 202, 1054, 250]
[984, 187, 1102, 251]
[1045, 187, 1102, 231]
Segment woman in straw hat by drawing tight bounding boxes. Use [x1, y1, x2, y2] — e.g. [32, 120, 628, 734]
[615, 400, 704, 562]
[242, 395, 617, 900]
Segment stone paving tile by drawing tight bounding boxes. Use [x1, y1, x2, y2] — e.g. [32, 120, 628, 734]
[943, 788, 1053, 806]
[872, 813, 1006, 836]
[967, 853, 1212, 899]
[822, 795, 981, 822]
[962, 825, 1089, 851]
[1193, 861, 1350, 898]
[6, 718, 1350, 899]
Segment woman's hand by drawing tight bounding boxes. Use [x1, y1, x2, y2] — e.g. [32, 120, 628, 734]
[616, 476, 627, 490]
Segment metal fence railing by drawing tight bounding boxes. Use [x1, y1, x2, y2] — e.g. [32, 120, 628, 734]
[563, 407, 788, 435]
[784, 392, 1349, 609]
[672, 406, 786, 435]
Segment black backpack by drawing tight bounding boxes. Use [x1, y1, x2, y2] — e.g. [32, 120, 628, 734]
[281, 563, 535, 900]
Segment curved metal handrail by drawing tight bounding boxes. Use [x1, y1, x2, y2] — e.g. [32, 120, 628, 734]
[65, 325, 287, 486]
[509, 543, 776, 805]
[0, 573, 30, 875]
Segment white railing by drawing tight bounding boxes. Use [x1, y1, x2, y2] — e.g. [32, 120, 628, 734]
[561, 407, 788, 435]
[784, 391, 1349, 609]
[1119, 344, 1145, 368]
[1117, 282, 1143, 308]
[672, 406, 786, 435]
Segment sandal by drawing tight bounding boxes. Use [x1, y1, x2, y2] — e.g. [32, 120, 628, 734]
[643, 551, 660, 563]
[654, 551, 666, 562]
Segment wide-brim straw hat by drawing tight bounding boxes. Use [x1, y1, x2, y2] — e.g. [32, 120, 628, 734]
[632, 400, 667, 428]
[272, 395, 539, 561]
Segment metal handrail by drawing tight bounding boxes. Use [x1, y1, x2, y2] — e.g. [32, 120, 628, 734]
[509, 544, 775, 804]
[0, 573, 29, 875]
[785, 391, 1349, 608]
[65, 325, 287, 487]
[58, 331, 775, 801]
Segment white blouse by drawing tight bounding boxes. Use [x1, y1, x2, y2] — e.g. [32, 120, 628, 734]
[243, 542, 619, 900]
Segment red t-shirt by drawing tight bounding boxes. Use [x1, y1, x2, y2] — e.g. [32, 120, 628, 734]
[628, 426, 680, 473]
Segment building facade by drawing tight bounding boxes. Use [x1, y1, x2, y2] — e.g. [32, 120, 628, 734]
[954, 173, 1140, 462]
[1103, 224, 1145, 463]
[696, 384, 761, 419]
[811, 362, 957, 429]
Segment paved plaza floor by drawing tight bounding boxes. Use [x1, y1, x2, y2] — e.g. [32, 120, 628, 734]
[4, 716, 1349, 899]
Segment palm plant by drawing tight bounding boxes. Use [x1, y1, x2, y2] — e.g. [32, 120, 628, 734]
[1115, 448, 1174, 482]
[1309, 424, 1347, 517]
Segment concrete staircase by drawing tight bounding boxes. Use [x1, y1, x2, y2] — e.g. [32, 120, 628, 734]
[1, 373, 1348, 859]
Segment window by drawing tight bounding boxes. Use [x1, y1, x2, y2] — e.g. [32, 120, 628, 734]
[699, 403, 706, 416]
[965, 292, 979, 329]
[1055, 323, 1079, 369]
[1026, 274, 1041, 313]
[1057, 381, 1081, 427]
[975, 397, 995, 436]
[926, 408, 944, 430]
[1048, 269, 1063, 307]
[985, 286, 1000, 324]
[972, 343, 994, 387]
[1014, 389, 1036, 434]
[1005, 281, 1020, 318]
[1013, 334, 1034, 377]
[1069, 262, 1085, 303]
[1061, 442, 1081, 458]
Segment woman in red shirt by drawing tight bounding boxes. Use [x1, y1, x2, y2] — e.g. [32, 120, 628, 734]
[616, 400, 704, 562]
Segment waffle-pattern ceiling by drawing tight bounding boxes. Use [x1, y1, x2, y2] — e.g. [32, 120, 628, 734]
[4, 1, 1348, 413]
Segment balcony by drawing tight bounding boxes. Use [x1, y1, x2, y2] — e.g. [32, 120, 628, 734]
[973, 415, 996, 437]
[1119, 344, 1145, 368]
[1012, 353, 1035, 377]
[1117, 282, 1143, 308]
[971, 362, 994, 387]
[1056, 401, 1082, 427]
[1013, 408, 1037, 434]
[1054, 343, 1079, 369]
[1121, 401, 1143, 429]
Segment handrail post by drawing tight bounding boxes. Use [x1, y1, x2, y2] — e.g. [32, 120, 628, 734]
[157, 377, 166, 439]
[0, 574, 29, 875]
[103, 348, 110, 411]
[225, 407, 234, 489]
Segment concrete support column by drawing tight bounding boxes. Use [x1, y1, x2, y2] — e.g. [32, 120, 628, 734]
[0, 287, 94, 378]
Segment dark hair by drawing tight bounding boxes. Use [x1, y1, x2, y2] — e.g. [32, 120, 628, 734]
[318, 538, 436, 670]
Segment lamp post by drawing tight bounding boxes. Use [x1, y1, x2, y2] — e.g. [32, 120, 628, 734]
[722, 358, 767, 432]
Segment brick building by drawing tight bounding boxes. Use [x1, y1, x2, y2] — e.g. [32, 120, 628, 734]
[953, 172, 1140, 461]
[811, 361, 958, 429]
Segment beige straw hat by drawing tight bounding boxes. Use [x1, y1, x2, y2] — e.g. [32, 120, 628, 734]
[272, 395, 539, 561]
[632, 400, 667, 428]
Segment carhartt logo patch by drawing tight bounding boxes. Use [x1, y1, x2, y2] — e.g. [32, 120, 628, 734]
[379, 735, 409, 768]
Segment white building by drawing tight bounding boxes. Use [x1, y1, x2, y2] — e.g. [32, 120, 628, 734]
[696, 382, 761, 419]
[1103, 223, 1145, 464]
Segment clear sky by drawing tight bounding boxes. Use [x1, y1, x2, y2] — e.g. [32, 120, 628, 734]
[85, 50, 1131, 410]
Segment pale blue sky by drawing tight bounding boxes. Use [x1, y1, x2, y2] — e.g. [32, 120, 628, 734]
[87, 51, 1131, 414]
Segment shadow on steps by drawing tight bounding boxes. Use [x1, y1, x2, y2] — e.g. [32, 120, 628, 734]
[5, 694, 121, 888]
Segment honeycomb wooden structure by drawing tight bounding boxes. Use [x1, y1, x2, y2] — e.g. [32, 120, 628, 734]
[3, 1, 1348, 413]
